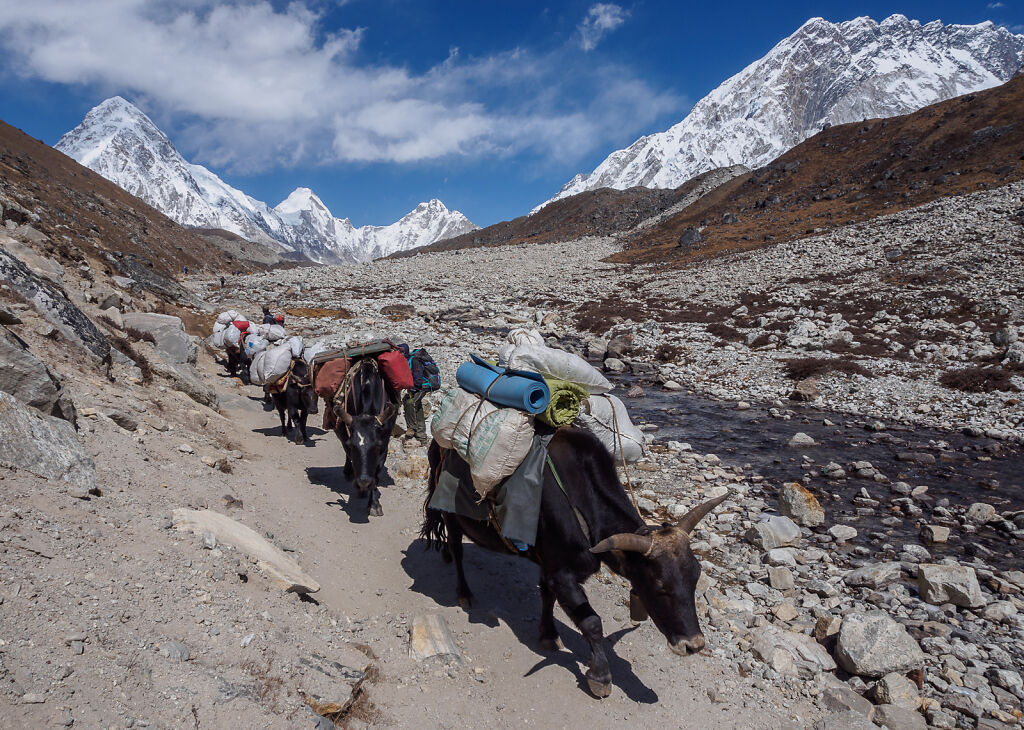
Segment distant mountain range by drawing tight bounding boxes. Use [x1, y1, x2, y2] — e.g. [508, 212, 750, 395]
[55, 97, 478, 264]
[538, 14, 1024, 210]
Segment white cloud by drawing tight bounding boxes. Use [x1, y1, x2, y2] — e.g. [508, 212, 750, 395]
[0, 0, 677, 173]
[578, 3, 629, 51]
[987, 2, 1005, 8]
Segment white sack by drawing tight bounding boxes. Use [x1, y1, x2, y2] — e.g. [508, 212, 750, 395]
[224, 324, 242, 347]
[303, 341, 328, 365]
[508, 328, 545, 346]
[575, 394, 645, 463]
[431, 387, 534, 496]
[256, 324, 287, 341]
[216, 310, 241, 325]
[242, 333, 269, 358]
[250, 344, 293, 386]
[212, 321, 227, 348]
[287, 336, 304, 358]
[505, 343, 613, 394]
[497, 343, 514, 367]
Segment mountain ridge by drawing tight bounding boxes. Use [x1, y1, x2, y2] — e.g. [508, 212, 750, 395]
[538, 14, 1024, 210]
[55, 98, 478, 264]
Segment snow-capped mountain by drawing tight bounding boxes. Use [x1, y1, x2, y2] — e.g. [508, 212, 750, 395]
[538, 14, 1024, 210]
[55, 97, 477, 263]
[274, 188, 477, 263]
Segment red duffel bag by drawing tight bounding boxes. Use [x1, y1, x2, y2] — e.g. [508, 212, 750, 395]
[378, 350, 414, 391]
[314, 357, 351, 400]
[232, 319, 250, 332]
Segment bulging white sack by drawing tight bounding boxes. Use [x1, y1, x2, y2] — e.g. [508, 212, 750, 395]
[224, 324, 242, 347]
[216, 310, 241, 325]
[431, 387, 534, 496]
[257, 324, 287, 341]
[303, 340, 328, 365]
[250, 344, 293, 386]
[574, 394, 645, 463]
[212, 321, 227, 348]
[242, 333, 269, 358]
[287, 336, 304, 358]
[508, 328, 545, 346]
[505, 343, 612, 394]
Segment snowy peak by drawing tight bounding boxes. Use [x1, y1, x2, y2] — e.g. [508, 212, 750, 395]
[55, 98, 477, 263]
[539, 15, 1024, 209]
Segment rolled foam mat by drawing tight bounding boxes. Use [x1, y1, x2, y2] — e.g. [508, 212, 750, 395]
[456, 354, 550, 414]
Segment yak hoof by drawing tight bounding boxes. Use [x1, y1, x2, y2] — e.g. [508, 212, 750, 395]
[538, 637, 562, 652]
[586, 675, 612, 699]
[369, 504, 383, 517]
[457, 595, 473, 610]
[294, 433, 304, 445]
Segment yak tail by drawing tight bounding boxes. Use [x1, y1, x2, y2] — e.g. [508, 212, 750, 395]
[420, 439, 447, 551]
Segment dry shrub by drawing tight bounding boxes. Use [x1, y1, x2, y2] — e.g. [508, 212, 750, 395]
[126, 326, 156, 344]
[108, 335, 153, 383]
[939, 367, 1019, 393]
[783, 357, 872, 380]
[98, 314, 122, 331]
[653, 343, 685, 362]
[748, 333, 773, 348]
[575, 299, 646, 334]
[706, 322, 741, 342]
[286, 307, 354, 319]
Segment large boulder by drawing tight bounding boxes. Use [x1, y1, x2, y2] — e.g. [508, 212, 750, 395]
[844, 562, 902, 590]
[750, 624, 836, 677]
[3, 237, 63, 284]
[146, 355, 217, 408]
[0, 391, 96, 491]
[122, 312, 196, 364]
[0, 328, 76, 424]
[778, 482, 825, 527]
[0, 245, 110, 362]
[111, 253, 196, 305]
[835, 611, 925, 678]
[917, 563, 986, 608]
[745, 515, 801, 550]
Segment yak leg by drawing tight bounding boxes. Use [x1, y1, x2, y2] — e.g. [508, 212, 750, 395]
[546, 570, 612, 698]
[295, 408, 308, 444]
[538, 579, 562, 651]
[445, 516, 473, 609]
[287, 400, 304, 444]
[368, 485, 383, 517]
[275, 399, 287, 437]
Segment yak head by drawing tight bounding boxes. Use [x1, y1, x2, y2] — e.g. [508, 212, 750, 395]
[291, 360, 318, 415]
[335, 401, 397, 495]
[590, 492, 728, 656]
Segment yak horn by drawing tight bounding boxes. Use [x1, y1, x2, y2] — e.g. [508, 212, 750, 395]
[675, 492, 730, 536]
[590, 533, 653, 555]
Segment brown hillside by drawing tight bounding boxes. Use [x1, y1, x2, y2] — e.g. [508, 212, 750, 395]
[610, 74, 1024, 265]
[393, 167, 744, 257]
[0, 120, 263, 276]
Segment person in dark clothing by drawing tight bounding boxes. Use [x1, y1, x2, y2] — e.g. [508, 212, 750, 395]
[397, 343, 440, 441]
[262, 305, 275, 325]
[220, 275, 226, 289]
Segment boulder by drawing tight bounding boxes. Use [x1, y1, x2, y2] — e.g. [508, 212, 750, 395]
[745, 515, 801, 550]
[789, 378, 820, 402]
[603, 357, 627, 374]
[0, 328, 76, 423]
[0, 391, 96, 491]
[844, 562, 902, 590]
[920, 524, 950, 544]
[0, 246, 110, 362]
[3, 237, 63, 284]
[821, 683, 875, 717]
[965, 502, 997, 524]
[143, 350, 217, 408]
[778, 482, 825, 527]
[788, 432, 817, 448]
[605, 334, 633, 360]
[871, 704, 926, 730]
[917, 563, 986, 608]
[750, 624, 836, 677]
[829, 524, 858, 542]
[835, 611, 925, 678]
[122, 312, 196, 364]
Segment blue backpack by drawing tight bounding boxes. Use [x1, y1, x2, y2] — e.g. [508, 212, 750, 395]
[409, 348, 441, 390]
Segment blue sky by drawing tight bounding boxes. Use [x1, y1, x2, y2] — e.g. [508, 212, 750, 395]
[0, 1, 1021, 227]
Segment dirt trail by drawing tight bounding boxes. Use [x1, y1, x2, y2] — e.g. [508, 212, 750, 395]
[206, 360, 817, 729]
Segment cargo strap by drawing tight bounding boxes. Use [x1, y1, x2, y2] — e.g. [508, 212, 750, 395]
[545, 454, 591, 543]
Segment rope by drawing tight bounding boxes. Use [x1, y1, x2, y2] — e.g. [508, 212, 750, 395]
[605, 394, 645, 521]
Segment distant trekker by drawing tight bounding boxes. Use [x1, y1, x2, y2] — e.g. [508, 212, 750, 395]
[398, 343, 441, 441]
[220, 275, 226, 289]
[262, 305, 275, 325]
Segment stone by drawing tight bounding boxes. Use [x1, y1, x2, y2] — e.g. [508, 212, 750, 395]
[812, 711, 877, 730]
[873, 672, 919, 708]
[844, 562, 902, 590]
[0, 244, 110, 361]
[99, 306, 123, 328]
[773, 603, 799, 621]
[821, 683, 875, 717]
[917, 564, 986, 608]
[829, 525, 858, 543]
[768, 566, 795, 591]
[965, 502, 997, 524]
[835, 611, 925, 678]
[677, 227, 702, 249]
[872, 704, 926, 730]
[765, 548, 799, 566]
[920, 524, 950, 544]
[122, 312, 196, 364]
[745, 515, 801, 550]
[814, 614, 842, 641]
[158, 641, 190, 662]
[788, 432, 817, 448]
[104, 408, 138, 431]
[146, 355, 218, 408]
[410, 614, 462, 663]
[982, 601, 1017, 624]
[750, 624, 836, 677]
[625, 384, 645, 398]
[0, 391, 96, 491]
[21, 692, 47, 704]
[778, 482, 825, 527]
[0, 306, 23, 325]
[663, 380, 683, 391]
[605, 334, 633, 360]
[172, 508, 320, 594]
[790, 378, 820, 402]
[0, 327, 76, 423]
[603, 357, 627, 374]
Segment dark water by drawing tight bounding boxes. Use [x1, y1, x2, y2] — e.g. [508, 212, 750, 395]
[614, 377, 1024, 571]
